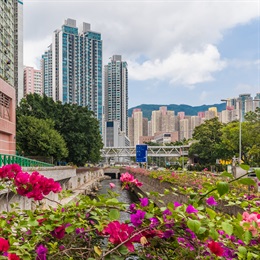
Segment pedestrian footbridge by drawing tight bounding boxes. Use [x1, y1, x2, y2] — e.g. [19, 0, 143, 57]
[101, 145, 189, 159]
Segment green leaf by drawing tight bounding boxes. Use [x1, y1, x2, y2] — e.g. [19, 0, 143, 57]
[220, 171, 234, 178]
[240, 164, 250, 171]
[118, 245, 128, 255]
[217, 182, 229, 196]
[238, 246, 247, 255]
[222, 222, 233, 236]
[198, 227, 207, 234]
[187, 219, 201, 234]
[238, 178, 256, 186]
[209, 228, 219, 240]
[66, 225, 75, 233]
[206, 207, 216, 219]
[28, 219, 39, 227]
[243, 230, 252, 245]
[108, 209, 120, 221]
[255, 169, 260, 181]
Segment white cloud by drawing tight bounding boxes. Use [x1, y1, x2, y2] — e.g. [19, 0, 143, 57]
[235, 84, 255, 92]
[24, 36, 52, 69]
[128, 44, 226, 85]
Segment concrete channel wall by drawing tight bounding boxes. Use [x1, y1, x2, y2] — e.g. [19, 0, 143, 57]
[0, 166, 108, 212]
[132, 173, 244, 216]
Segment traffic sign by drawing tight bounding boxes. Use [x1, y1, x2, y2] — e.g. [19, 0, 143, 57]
[136, 144, 148, 163]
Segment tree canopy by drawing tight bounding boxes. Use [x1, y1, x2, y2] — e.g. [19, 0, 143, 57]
[16, 93, 103, 166]
[188, 117, 224, 165]
[16, 116, 68, 162]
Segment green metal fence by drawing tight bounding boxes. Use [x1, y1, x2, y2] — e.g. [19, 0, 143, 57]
[0, 154, 54, 167]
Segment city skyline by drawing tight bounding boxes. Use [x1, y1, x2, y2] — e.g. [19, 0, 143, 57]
[23, 0, 260, 108]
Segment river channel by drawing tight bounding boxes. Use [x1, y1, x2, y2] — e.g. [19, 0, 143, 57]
[98, 179, 139, 221]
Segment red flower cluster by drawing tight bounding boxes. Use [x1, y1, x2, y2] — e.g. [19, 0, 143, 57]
[51, 225, 66, 239]
[0, 237, 9, 252]
[0, 164, 62, 201]
[103, 221, 141, 252]
[208, 240, 224, 256]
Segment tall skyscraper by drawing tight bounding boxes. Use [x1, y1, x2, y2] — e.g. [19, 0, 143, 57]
[104, 55, 128, 134]
[14, 0, 23, 105]
[41, 18, 103, 128]
[24, 66, 42, 96]
[128, 108, 143, 146]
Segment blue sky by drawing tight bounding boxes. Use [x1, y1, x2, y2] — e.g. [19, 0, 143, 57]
[23, 0, 260, 108]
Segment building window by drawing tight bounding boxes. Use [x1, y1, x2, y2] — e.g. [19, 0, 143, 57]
[0, 91, 11, 121]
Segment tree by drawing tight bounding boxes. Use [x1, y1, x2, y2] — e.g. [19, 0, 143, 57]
[221, 109, 260, 165]
[16, 116, 68, 162]
[189, 117, 225, 165]
[16, 94, 103, 166]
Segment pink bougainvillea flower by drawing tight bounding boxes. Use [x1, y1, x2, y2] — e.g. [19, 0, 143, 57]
[130, 210, 146, 227]
[36, 244, 48, 260]
[206, 196, 218, 206]
[186, 205, 198, 214]
[208, 241, 224, 256]
[240, 212, 260, 236]
[120, 172, 135, 182]
[8, 253, 21, 260]
[0, 237, 9, 252]
[140, 197, 149, 207]
[103, 221, 141, 252]
[109, 183, 115, 189]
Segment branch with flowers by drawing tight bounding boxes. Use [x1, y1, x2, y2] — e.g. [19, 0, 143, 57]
[0, 164, 260, 259]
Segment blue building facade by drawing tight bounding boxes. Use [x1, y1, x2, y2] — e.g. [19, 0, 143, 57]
[41, 19, 103, 130]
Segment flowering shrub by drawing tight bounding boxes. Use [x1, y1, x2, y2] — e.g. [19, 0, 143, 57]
[120, 172, 143, 190]
[0, 164, 260, 259]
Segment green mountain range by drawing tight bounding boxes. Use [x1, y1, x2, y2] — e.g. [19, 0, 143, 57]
[128, 103, 226, 120]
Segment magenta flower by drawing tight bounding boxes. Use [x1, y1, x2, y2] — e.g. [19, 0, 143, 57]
[163, 229, 174, 239]
[129, 203, 136, 213]
[149, 217, 159, 228]
[36, 244, 48, 260]
[206, 196, 217, 206]
[130, 210, 146, 227]
[174, 201, 182, 208]
[140, 198, 149, 207]
[186, 205, 198, 214]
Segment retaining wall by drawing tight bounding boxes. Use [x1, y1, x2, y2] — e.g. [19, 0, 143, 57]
[0, 166, 107, 212]
[132, 174, 244, 216]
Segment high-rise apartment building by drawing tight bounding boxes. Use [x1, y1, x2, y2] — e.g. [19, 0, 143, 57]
[237, 94, 253, 121]
[151, 106, 175, 135]
[104, 55, 128, 133]
[41, 19, 103, 128]
[0, 0, 23, 153]
[24, 66, 42, 96]
[14, 0, 23, 105]
[254, 93, 260, 111]
[128, 108, 143, 146]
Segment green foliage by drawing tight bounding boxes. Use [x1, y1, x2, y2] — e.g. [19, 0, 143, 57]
[16, 93, 103, 166]
[189, 117, 225, 165]
[16, 116, 68, 162]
